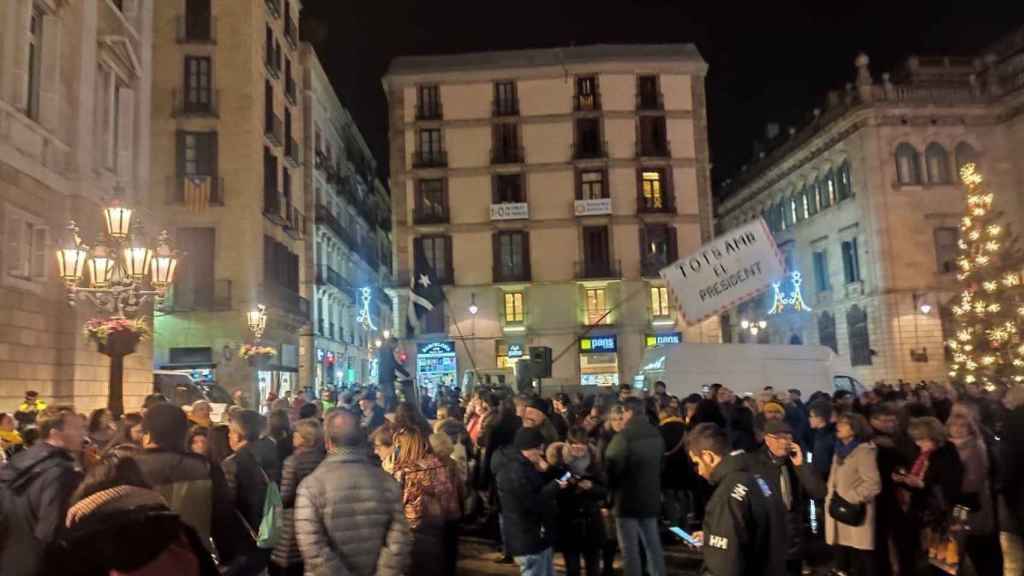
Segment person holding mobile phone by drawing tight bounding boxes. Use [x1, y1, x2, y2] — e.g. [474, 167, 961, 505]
[547, 429, 607, 576]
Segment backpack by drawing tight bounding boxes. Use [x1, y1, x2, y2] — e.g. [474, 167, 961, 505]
[255, 468, 282, 549]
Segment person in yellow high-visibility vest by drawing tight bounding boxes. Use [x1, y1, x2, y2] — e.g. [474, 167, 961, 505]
[14, 390, 47, 429]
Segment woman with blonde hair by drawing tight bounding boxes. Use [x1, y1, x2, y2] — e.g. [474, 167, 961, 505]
[391, 426, 462, 576]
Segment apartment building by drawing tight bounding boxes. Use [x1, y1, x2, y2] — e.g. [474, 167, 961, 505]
[383, 45, 719, 392]
[718, 41, 1024, 384]
[151, 0, 309, 402]
[0, 0, 154, 411]
[302, 44, 392, 391]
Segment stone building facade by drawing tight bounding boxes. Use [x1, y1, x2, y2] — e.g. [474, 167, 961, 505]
[383, 45, 718, 393]
[0, 0, 154, 411]
[301, 44, 392, 392]
[150, 0, 309, 403]
[718, 36, 1024, 385]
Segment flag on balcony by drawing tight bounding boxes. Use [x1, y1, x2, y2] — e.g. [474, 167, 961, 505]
[407, 247, 444, 335]
[183, 175, 211, 214]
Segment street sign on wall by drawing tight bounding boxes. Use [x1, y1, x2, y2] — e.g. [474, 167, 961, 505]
[660, 218, 784, 325]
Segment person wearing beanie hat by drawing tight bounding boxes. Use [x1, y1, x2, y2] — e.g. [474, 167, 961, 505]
[523, 398, 562, 444]
[495, 426, 561, 575]
[762, 401, 786, 421]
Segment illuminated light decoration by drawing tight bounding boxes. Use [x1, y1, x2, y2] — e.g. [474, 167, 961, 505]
[988, 303, 1002, 314]
[962, 217, 973, 228]
[103, 199, 133, 240]
[969, 230, 982, 241]
[965, 374, 977, 384]
[963, 344, 974, 352]
[1016, 376, 1024, 383]
[768, 272, 812, 315]
[988, 225, 1002, 237]
[958, 330, 973, 342]
[986, 241, 1001, 253]
[976, 255, 991, 266]
[984, 281, 999, 293]
[966, 360, 978, 370]
[949, 371, 957, 378]
[87, 244, 116, 289]
[982, 355, 997, 366]
[1013, 359, 1024, 368]
[958, 239, 968, 250]
[1005, 273, 1020, 287]
[356, 287, 377, 331]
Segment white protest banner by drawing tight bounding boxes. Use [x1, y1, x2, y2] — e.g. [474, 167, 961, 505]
[660, 218, 784, 325]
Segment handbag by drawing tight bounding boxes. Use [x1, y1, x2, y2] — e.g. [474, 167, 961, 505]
[828, 492, 866, 526]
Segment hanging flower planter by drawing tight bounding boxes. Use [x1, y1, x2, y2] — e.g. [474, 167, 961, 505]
[241, 344, 277, 368]
[84, 317, 150, 355]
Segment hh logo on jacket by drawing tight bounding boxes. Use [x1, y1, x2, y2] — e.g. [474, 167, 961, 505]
[708, 535, 729, 549]
[730, 483, 748, 502]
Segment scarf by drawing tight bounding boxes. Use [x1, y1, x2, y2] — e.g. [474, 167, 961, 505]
[834, 438, 862, 463]
[897, 448, 932, 512]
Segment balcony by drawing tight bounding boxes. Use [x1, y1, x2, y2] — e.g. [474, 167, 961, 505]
[265, 112, 283, 146]
[494, 267, 531, 284]
[284, 15, 298, 48]
[574, 93, 601, 112]
[491, 146, 524, 165]
[264, 46, 280, 78]
[169, 175, 224, 207]
[261, 283, 309, 319]
[315, 203, 359, 251]
[317, 267, 354, 298]
[490, 202, 529, 221]
[416, 103, 443, 121]
[265, 0, 281, 18]
[636, 139, 672, 158]
[642, 255, 672, 278]
[171, 88, 218, 118]
[264, 188, 286, 224]
[412, 149, 447, 168]
[572, 140, 607, 160]
[638, 197, 675, 214]
[160, 279, 232, 312]
[285, 136, 302, 167]
[493, 100, 519, 117]
[284, 205, 305, 240]
[176, 15, 216, 43]
[413, 209, 449, 225]
[574, 198, 611, 217]
[576, 259, 622, 280]
[636, 92, 664, 111]
[285, 77, 298, 106]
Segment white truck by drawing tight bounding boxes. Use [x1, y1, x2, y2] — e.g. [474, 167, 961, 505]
[634, 342, 864, 398]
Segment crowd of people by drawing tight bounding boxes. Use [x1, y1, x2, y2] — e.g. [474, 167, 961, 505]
[0, 377, 1021, 576]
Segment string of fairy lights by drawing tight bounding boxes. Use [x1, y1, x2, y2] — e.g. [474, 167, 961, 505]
[946, 163, 1024, 386]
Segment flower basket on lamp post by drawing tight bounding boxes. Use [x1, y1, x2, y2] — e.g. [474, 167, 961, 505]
[84, 317, 151, 418]
[240, 344, 276, 369]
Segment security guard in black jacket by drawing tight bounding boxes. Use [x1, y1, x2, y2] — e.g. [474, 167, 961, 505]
[688, 422, 788, 576]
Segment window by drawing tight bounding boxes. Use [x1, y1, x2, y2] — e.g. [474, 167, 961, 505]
[494, 174, 524, 204]
[847, 305, 872, 366]
[492, 123, 520, 163]
[575, 118, 603, 158]
[818, 312, 837, 353]
[841, 238, 861, 284]
[263, 235, 299, 294]
[836, 161, 852, 200]
[582, 226, 611, 277]
[176, 131, 217, 175]
[27, 8, 43, 119]
[417, 85, 441, 119]
[415, 179, 447, 222]
[494, 231, 530, 282]
[504, 291, 525, 324]
[895, 143, 922, 185]
[821, 170, 836, 208]
[494, 81, 518, 116]
[651, 286, 670, 318]
[934, 227, 959, 274]
[4, 210, 47, 281]
[789, 195, 799, 224]
[925, 143, 951, 184]
[639, 170, 669, 211]
[955, 142, 979, 175]
[185, 0, 212, 40]
[638, 116, 668, 157]
[417, 236, 452, 284]
[812, 250, 830, 292]
[579, 170, 606, 200]
[173, 228, 215, 308]
[184, 57, 212, 113]
[585, 288, 610, 325]
[806, 183, 818, 217]
[637, 75, 660, 109]
[641, 224, 677, 276]
[417, 128, 443, 163]
[576, 76, 599, 110]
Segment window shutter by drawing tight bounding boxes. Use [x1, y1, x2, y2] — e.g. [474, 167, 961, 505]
[668, 225, 678, 263]
[206, 132, 218, 176]
[117, 87, 135, 180]
[522, 232, 532, 281]
[38, 14, 61, 131]
[491, 174, 499, 204]
[492, 232, 500, 282]
[175, 131, 187, 176]
[6, 215, 23, 275]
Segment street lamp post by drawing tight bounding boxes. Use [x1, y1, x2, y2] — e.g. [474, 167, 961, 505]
[740, 318, 768, 341]
[56, 198, 179, 418]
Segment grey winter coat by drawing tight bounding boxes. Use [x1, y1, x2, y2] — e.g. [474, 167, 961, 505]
[825, 442, 881, 551]
[271, 444, 326, 568]
[295, 447, 413, 576]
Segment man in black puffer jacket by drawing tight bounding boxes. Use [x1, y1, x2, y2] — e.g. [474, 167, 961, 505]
[605, 397, 666, 576]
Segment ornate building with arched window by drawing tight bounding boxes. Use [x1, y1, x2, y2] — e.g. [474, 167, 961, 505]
[717, 32, 1024, 384]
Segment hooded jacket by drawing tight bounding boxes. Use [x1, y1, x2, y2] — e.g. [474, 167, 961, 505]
[701, 451, 787, 576]
[0, 442, 82, 576]
[605, 415, 665, 518]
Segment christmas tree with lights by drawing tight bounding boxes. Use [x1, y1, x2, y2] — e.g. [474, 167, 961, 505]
[947, 163, 1024, 387]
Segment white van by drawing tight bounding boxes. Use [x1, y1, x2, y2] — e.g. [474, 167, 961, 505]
[634, 342, 864, 399]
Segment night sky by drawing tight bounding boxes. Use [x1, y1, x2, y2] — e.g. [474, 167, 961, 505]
[300, 0, 1024, 192]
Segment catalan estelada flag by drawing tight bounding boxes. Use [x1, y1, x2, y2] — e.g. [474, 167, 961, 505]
[183, 175, 210, 214]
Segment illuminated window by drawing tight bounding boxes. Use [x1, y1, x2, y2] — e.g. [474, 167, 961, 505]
[579, 170, 605, 200]
[585, 288, 610, 325]
[640, 170, 665, 211]
[504, 291, 524, 324]
[651, 286, 670, 318]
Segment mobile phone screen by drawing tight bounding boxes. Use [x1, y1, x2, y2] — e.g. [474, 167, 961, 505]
[559, 471, 573, 483]
[669, 526, 701, 547]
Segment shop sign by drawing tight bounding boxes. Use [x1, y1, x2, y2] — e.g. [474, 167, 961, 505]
[507, 343, 525, 358]
[580, 336, 617, 353]
[574, 198, 612, 216]
[645, 332, 682, 348]
[660, 218, 784, 325]
[418, 340, 456, 356]
[490, 202, 529, 221]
